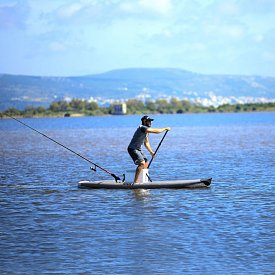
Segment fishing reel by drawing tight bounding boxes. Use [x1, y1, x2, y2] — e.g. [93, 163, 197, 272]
[90, 166, 96, 172]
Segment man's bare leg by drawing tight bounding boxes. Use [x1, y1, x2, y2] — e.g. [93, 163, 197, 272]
[134, 161, 148, 183]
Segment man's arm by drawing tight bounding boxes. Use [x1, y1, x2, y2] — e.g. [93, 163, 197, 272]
[144, 136, 154, 156]
[146, 127, 170, 134]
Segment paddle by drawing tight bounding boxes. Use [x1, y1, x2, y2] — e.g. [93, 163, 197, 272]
[146, 130, 169, 181]
[148, 130, 169, 169]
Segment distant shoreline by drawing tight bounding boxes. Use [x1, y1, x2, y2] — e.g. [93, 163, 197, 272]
[1, 109, 275, 119]
[1, 99, 274, 118]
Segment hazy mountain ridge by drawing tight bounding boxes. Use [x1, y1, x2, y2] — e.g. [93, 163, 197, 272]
[0, 68, 274, 110]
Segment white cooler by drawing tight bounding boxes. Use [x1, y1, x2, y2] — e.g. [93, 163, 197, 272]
[125, 169, 149, 183]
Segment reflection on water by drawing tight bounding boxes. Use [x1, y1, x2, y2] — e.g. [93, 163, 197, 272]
[133, 189, 151, 200]
[0, 113, 274, 273]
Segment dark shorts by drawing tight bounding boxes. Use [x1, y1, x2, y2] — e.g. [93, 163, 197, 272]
[128, 148, 148, 165]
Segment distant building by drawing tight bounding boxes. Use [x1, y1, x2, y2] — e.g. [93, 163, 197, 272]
[113, 103, 127, 115]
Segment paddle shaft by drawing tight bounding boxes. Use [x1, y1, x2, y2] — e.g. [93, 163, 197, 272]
[148, 130, 168, 169]
[7, 115, 121, 181]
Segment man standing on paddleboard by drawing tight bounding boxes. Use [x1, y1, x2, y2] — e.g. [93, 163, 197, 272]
[128, 115, 170, 184]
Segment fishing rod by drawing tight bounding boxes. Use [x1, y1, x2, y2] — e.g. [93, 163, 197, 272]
[7, 115, 122, 182]
[146, 130, 169, 182]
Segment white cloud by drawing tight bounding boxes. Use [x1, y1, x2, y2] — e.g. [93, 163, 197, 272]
[57, 2, 84, 18]
[254, 34, 264, 43]
[0, 0, 30, 29]
[139, 0, 172, 15]
[119, 0, 172, 16]
[262, 51, 275, 61]
[216, 1, 240, 16]
[205, 23, 245, 40]
[49, 41, 66, 52]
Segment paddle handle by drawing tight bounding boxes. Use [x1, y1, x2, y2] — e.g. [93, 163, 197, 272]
[148, 130, 168, 169]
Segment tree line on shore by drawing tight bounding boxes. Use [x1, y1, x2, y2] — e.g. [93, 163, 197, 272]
[1, 98, 274, 118]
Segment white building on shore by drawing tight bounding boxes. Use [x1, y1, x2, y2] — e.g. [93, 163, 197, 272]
[113, 103, 127, 115]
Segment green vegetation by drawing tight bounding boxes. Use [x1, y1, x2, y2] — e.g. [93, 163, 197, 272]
[216, 102, 275, 113]
[1, 98, 274, 118]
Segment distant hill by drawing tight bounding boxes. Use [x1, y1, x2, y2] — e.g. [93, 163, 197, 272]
[0, 68, 274, 110]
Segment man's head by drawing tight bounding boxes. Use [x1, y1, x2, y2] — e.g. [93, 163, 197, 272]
[141, 115, 154, 127]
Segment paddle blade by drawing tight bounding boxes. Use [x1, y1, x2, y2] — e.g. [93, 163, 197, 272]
[201, 178, 212, 186]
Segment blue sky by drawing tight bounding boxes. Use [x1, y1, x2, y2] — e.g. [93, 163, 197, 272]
[0, 0, 275, 77]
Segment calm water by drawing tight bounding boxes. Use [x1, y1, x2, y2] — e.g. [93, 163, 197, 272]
[0, 113, 274, 274]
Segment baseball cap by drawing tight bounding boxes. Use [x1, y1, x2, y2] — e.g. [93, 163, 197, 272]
[141, 115, 154, 121]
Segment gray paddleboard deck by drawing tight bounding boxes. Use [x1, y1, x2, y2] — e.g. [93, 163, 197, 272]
[78, 178, 212, 189]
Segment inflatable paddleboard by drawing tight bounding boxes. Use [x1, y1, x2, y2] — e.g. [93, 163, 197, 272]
[78, 178, 212, 189]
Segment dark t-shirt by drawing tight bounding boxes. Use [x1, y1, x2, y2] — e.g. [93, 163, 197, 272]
[128, 125, 148, 150]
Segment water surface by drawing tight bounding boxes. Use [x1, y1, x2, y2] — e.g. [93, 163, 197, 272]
[1, 113, 274, 273]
